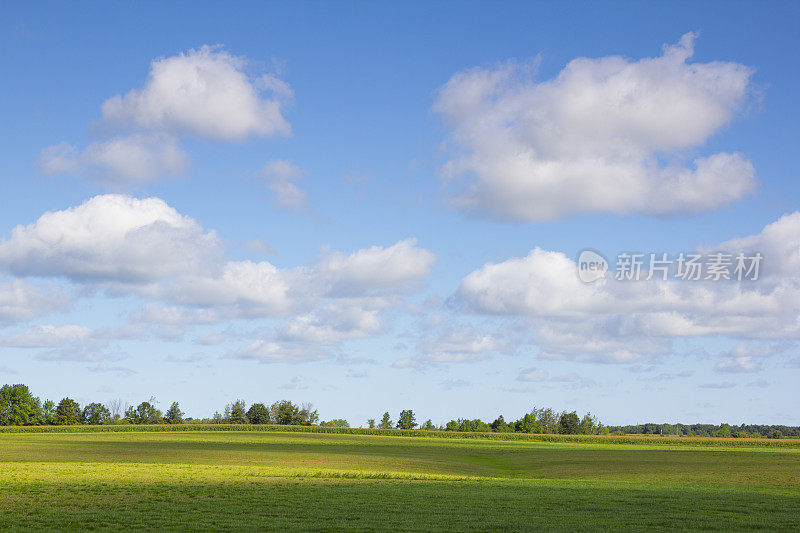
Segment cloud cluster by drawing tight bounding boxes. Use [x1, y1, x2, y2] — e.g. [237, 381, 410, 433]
[457, 212, 800, 363]
[39, 46, 293, 184]
[0, 194, 436, 362]
[434, 33, 756, 221]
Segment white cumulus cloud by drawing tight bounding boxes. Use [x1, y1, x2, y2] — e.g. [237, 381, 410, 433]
[435, 33, 756, 221]
[100, 46, 292, 140]
[0, 194, 220, 284]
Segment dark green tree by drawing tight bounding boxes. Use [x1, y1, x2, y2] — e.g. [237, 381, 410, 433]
[164, 402, 184, 424]
[558, 411, 580, 435]
[397, 409, 417, 430]
[491, 415, 513, 433]
[378, 411, 393, 429]
[0, 384, 43, 426]
[246, 403, 271, 424]
[227, 400, 248, 424]
[81, 402, 110, 425]
[420, 419, 435, 430]
[55, 398, 81, 425]
[367, 418, 376, 428]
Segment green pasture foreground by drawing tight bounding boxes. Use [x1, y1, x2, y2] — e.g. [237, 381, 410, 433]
[0, 431, 798, 531]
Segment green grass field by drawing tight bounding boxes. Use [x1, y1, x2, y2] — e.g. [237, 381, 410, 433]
[1, 430, 798, 531]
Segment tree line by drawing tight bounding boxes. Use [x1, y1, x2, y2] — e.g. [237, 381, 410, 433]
[367, 408, 605, 435]
[1, 383, 796, 438]
[0, 384, 318, 427]
[606, 422, 795, 439]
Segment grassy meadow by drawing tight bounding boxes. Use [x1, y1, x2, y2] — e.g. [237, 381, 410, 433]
[1, 429, 798, 530]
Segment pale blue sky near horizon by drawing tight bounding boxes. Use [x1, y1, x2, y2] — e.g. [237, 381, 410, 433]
[0, 1, 798, 426]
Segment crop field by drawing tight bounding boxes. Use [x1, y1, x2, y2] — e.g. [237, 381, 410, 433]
[1, 429, 798, 531]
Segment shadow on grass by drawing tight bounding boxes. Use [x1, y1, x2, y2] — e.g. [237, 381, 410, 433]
[1, 478, 797, 531]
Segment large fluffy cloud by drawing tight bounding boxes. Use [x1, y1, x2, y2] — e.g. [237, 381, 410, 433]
[457, 212, 800, 362]
[434, 33, 756, 221]
[100, 46, 292, 140]
[0, 194, 219, 283]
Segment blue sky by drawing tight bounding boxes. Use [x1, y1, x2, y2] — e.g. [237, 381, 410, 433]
[1, 1, 799, 426]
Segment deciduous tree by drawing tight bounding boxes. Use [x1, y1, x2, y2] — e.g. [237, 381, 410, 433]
[246, 403, 270, 424]
[0, 384, 43, 426]
[558, 411, 580, 435]
[81, 402, 110, 425]
[125, 401, 162, 424]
